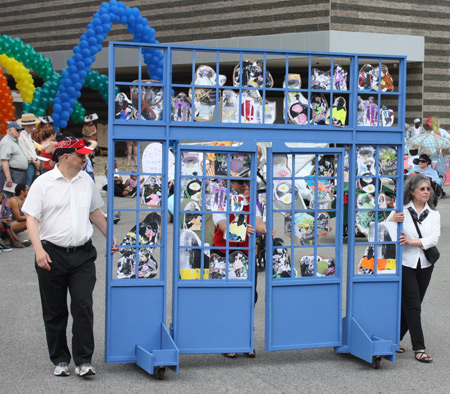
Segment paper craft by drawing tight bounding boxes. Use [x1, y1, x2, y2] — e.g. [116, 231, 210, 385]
[227, 214, 247, 243]
[130, 80, 163, 120]
[171, 92, 192, 122]
[326, 96, 347, 127]
[233, 59, 274, 89]
[116, 212, 161, 279]
[283, 74, 309, 125]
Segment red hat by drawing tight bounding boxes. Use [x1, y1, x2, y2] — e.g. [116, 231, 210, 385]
[55, 138, 94, 154]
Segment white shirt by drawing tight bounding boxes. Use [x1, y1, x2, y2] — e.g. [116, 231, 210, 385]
[401, 201, 440, 269]
[22, 164, 104, 247]
[18, 131, 38, 162]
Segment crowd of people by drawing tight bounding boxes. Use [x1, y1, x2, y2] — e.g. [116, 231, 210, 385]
[0, 112, 109, 252]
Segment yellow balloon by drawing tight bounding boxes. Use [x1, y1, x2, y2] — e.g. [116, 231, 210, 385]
[0, 54, 35, 103]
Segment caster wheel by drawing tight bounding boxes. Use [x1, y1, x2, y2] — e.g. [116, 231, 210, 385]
[372, 356, 381, 369]
[157, 367, 166, 380]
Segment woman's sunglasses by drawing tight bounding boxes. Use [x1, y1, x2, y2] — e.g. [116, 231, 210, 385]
[417, 187, 431, 191]
[418, 159, 428, 163]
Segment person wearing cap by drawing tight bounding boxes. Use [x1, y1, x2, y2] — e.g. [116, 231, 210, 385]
[18, 113, 41, 186]
[407, 154, 442, 185]
[406, 118, 426, 141]
[82, 113, 98, 142]
[22, 137, 118, 378]
[0, 121, 28, 197]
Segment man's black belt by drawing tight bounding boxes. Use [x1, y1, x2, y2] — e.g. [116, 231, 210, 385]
[9, 167, 27, 172]
[42, 239, 92, 253]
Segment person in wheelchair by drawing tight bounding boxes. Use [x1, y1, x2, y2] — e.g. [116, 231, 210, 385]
[407, 153, 445, 202]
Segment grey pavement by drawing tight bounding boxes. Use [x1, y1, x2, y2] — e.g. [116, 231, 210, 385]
[1, 184, 450, 393]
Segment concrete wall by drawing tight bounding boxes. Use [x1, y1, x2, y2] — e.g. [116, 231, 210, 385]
[3, 0, 444, 128]
[330, 0, 449, 127]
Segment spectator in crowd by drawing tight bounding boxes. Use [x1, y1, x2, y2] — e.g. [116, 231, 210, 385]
[407, 154, 441, 185]
[3, 183, 31, 246]
[39, 127, 58, 174]
[102, 161, 136, 197]
[406, 118, 426, 140]
[0, 122, 28, 197]
[18, 113, 41, 186]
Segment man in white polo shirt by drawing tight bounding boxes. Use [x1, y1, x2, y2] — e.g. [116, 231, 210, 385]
[23, 138, 117, 378]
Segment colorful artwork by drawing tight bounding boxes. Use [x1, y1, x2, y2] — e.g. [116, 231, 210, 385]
[233, 59, 274, 90]
[141, 176, 162, 206]
[115, 92, 132, 120]
[179, 229, 210, 271]
[293, 213, 315, 245]
[228, 251, 249, 279]
[215, 153, 228, 176]
[358, 64, 394, 92]
[272, 238, 297, 278]
[310, 65, 348, 90]
[117, 212, 161, 279]
[130, 80, 163, 120]
[171, 92, 192, 122]
[230, 190, 249, 212]
[181, 152, 202, 176]
[317, 212, 331, 237]
[300, 255, 335, 277]
[229, 154, 251, 177]
[240, 91, 276, 124]
[379, 147, 397, 176]
[228, 214, 247, 243]
[318, 155, 336, 177]
[306, 179, 334, 209]
[204, 179, 225, 210]
[326, 96, 347, 127]
[356, 146, 376, 176]
[208, 253, 226, 279]
[381, 105, 394, 127]
[190, 65, 226, 122]
[274, 180, 298, 205]
[184, 179, 202, 202]
[221, 89, 239, 123]
[355, 211, 375, 237]
[358, 244, 396, 275]
[283, 74, 309, 125]
[182, 200, 202, 231]
[310, 94, 328, 125]
[212, 185, 227, 211]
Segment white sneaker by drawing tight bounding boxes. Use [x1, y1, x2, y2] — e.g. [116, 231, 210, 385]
[54, 362, 70, 376]
[75, 363, 96, 377]
[0, 244, 12, 252]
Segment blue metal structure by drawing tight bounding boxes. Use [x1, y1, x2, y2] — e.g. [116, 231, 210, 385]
[106, 41, 406, 373]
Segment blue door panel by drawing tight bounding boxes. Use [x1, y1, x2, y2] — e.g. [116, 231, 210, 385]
[176, 287, 253, 353]
[270, 284, 341, 349]
[108, 286, 164, 362]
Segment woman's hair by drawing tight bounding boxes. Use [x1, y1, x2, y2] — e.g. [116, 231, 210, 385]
[39, 126, 56, 141]
[15, 183, 27, 196]
[404, 174, 435, 209]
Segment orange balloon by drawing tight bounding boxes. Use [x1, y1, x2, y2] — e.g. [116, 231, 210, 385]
[0, 68, 16, 136]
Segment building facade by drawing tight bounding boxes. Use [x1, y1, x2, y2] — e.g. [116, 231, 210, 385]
[2, 0, 447, 128]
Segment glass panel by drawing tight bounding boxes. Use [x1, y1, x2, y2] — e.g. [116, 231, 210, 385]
[272, 238, 294, 278]
[379, 146, 398, 176]
[294, 247, 314, 277]
[205, 178, 226, 211]
[293, 212, 315, 245]
[356, 146, 376, 176]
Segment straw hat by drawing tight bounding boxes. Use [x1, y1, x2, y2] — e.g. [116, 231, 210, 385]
[18, 113, 39, 126]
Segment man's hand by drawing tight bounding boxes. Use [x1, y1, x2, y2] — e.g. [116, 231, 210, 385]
[36, 248, 52, 271]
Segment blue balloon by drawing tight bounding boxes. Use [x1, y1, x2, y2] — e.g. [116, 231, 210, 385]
[60, 120, 68, 129]
[88, 37, 97, 46]
[67, 87, 76, 97]
[82, 48, 91, 57]
[120, 15, 127, 25]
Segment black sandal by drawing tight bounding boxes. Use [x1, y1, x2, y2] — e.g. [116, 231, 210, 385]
[396, 346, 406, 353]
[222, 353, 237, 359]
[415, 351, 432, 363]
[244, 350, 256, 358]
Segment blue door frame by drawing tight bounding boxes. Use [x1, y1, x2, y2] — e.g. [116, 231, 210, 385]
[266, 145, 345, 351]
[171, 142, 258, 354]
[105, 41, 406, 371]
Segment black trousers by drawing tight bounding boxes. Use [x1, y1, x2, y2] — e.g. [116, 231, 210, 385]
[400, 260, 434, 351]
[35, 241, 97, 366]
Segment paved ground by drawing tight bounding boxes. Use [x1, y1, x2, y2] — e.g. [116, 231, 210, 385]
[1, 182, 450, 394]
